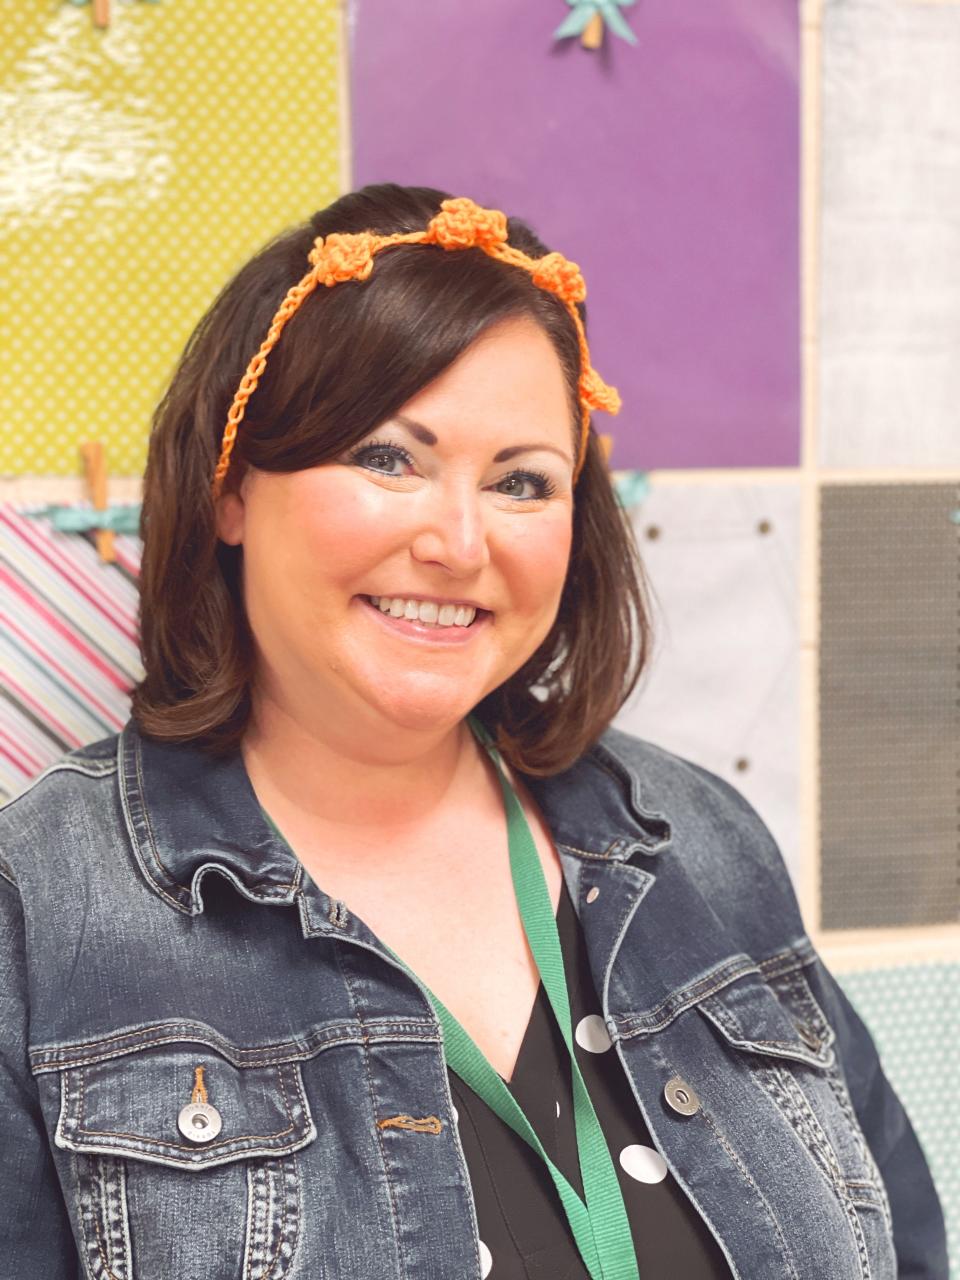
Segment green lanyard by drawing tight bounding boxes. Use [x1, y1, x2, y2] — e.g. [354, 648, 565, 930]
[260, 712, 639, 1279]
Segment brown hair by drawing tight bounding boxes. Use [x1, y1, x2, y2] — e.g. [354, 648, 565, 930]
[130, 182, 656, 777]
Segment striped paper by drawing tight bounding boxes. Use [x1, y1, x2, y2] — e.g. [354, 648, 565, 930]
[0, 503, 143, 804]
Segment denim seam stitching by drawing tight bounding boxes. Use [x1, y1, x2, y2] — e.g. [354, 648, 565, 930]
[123, 737, 187, 912]
[0, 758, 118, 821]
[757, 1063, 874, 1280]
[72, 1149, 124, 1280]
[700, 1108, 801, 1280]
[91, 1157, 125, 1280]
[266, 1158, 296, 1280]
[124, 735, 304, 908]
[101, 1157, 128, 1274]
[34, 1021, 439, 1071]
[617, 957, 763, 1036]
[280, 1061, 314, 1140]
[557, 839, 624, 861]
[824, 1073, 894, 1232]
[134, 735, 198, 907]
[758, 946, 817, 980]
[588, 748, 672, 847]
[334, 944, 411, 1280]
[245, 1152, 302, 1280]
[700, 997, 829, 1061]
[278, 1154, 304, 1280]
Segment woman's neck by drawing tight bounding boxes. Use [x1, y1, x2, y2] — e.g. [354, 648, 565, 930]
[239, 701, 496, 851]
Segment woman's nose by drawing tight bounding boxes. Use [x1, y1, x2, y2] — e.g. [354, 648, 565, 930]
[409, 486, 492, 573]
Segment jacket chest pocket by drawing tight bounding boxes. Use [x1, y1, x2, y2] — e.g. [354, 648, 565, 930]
[52, 1039, 317, 1280]
[695, 965, 896, 1274]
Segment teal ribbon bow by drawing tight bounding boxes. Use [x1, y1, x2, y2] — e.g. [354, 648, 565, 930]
[612, 470, 649, 510]
[553, 0, 639, 46]
[28, 503, 143, 535]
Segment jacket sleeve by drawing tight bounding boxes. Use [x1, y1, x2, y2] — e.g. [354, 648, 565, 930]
[802, 951, 950, 1280]
[683, 754, 951, 1278]
[0, 858, 80, 1277]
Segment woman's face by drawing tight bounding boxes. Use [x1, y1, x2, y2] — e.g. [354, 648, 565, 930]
[216, 313, 576, 744]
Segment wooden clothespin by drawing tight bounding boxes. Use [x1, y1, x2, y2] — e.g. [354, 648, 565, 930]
[581, 11, 604, 48]
[92, 0, 111, 27]
[80, 441, 116, 563]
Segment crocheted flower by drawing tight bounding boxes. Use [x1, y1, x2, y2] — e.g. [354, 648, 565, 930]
[424, 197, 509, 251]
[580, 366, 622, 414]
[308, 231, 378, 286]
[531, 252, 586, 304]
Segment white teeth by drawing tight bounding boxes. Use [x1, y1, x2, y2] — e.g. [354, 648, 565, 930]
[368, 595, 478, 628]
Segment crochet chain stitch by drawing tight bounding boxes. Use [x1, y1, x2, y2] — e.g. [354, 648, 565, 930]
[211, 197, 621, 501]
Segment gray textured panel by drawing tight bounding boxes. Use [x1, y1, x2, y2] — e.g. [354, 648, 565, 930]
[820, 484, 960, 929]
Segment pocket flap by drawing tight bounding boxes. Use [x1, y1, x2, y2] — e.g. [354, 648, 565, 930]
[696, 969, 837, 1071]
[54, 1042, 316, 1170]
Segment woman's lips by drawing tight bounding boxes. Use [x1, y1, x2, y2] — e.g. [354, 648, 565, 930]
[357, 595, 491, 644]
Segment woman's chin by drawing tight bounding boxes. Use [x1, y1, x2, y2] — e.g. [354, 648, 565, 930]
[358, 686, 483, 733]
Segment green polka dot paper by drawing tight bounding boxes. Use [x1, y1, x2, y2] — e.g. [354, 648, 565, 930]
[836, 964, 959, 1276]
[0, 0, 342, 476]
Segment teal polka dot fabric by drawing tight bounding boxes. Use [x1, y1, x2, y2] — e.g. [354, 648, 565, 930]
[836, 964, 958, 1274]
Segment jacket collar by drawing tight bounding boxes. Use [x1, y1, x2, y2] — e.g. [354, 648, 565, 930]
[118, 716, 672, 918]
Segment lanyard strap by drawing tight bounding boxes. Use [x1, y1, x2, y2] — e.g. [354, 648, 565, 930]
[259, 714, 639, 1279]
[389, 714, 638, 1279]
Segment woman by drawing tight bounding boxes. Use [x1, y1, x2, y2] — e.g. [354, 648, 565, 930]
[0, 184, 948, 1279]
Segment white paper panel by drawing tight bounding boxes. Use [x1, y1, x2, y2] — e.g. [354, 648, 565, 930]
[819, 0, 960, 467]
[612, 480, 802, 889]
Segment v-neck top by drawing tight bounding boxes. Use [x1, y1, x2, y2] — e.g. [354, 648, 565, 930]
[446, 873, 735, 1278]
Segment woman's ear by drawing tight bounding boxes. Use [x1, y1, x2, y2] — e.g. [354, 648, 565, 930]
[214, 488, 245, 546]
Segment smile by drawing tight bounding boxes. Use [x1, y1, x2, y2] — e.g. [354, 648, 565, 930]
[357, 595, 492, 645]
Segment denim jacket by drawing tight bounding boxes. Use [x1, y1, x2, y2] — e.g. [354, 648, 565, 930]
[0, 716, 948, 1279]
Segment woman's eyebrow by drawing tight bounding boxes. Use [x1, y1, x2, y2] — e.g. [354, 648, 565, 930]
[392, 414, 572, 466]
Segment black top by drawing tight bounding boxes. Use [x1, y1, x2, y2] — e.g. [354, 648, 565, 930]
[447, 873, 734, 1278]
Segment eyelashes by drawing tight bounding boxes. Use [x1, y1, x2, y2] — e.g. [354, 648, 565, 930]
[345, 437, 557, 501]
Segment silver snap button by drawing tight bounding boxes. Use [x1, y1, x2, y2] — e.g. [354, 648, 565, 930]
[177, 1101, 222, 1143]
[586, 887, 599, 903]
[664, 1075, 700, 1116]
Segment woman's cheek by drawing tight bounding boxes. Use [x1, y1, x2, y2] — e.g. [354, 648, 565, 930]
[295, 479, 391, 563]
[504, 508, 573, 592]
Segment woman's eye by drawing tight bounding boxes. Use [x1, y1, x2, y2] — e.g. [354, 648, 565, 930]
[347, 440, 413, 475]
[345, 439, 555, 501]
[497, 471, 556, 501]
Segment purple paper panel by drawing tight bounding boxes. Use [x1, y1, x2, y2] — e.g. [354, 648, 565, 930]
[348, 0, 800, 471]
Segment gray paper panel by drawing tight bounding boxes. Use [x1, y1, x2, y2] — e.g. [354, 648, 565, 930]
[819, 485, 960, 929]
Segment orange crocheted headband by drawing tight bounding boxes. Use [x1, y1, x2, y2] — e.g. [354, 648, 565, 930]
[210, 196, 621, 502]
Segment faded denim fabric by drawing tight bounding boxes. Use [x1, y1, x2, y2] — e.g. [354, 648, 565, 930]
[0, 718, 949, 1279]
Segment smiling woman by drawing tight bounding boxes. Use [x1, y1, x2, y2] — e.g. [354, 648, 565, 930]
[1, 182, 945, 1280]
